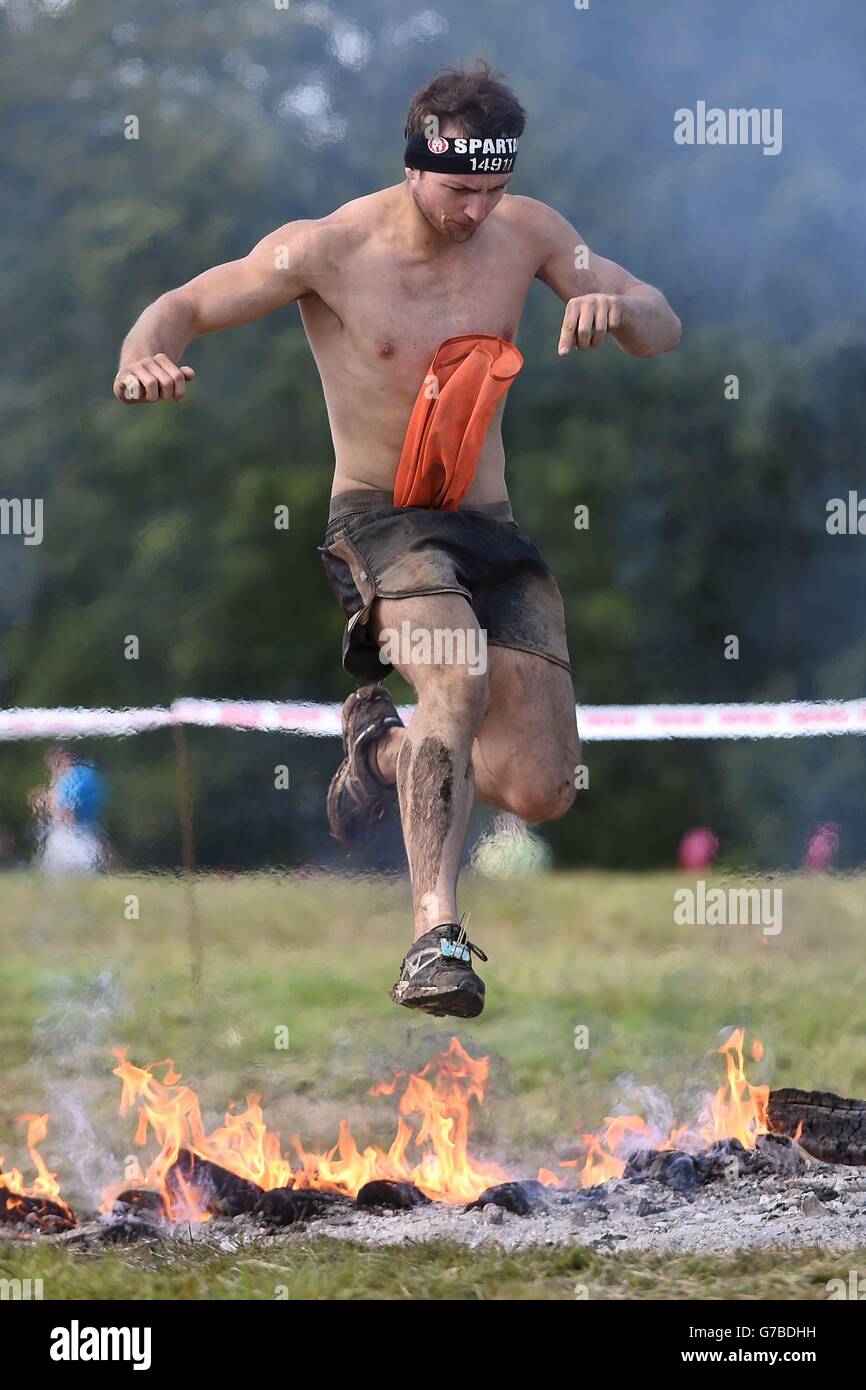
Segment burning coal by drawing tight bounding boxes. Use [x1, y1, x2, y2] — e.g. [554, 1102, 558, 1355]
[575, 1028, 770, 1186]
[101, 1036, 509, 1221]
[0, 1113, 76, 1233]
[1, 1028, 861, 1236]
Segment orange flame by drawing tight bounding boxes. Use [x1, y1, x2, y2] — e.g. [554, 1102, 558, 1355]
[565, 1028, 769, 1185]
[0, 1026, 783, 1233]
[292, 1037, 508, 1201]
[699, 1027, 769, 1148]
[101, 1051, 295, 1219]
[104, 1037, 508, 1217]
[0, 1113, 74, 1221]
[103, 1030, 772, 1216]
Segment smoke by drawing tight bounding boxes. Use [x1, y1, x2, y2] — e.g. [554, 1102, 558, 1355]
[30, 968, 128, 1207]
[471, 813, 552, 879]
[597, 1080, 684, 1158]
[487, 0, 866, 333]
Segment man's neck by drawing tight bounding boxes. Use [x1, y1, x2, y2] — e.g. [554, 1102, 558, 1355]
[390, 182, 467, 260]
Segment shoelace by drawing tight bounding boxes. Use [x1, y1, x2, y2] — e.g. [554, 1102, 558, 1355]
[449, 914, 488, 963]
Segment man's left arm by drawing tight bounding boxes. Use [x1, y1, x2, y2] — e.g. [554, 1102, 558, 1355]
[529, 201, 681, 358]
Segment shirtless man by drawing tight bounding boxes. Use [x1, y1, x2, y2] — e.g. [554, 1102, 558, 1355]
[113, 61, 680, 1020]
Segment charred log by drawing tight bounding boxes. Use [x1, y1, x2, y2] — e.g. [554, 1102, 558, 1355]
[254, 1187, 350, 1226]
[768, 1088, 866, 1165]
[102, 1214, 164, 1243]
[166, 1150, 263, 1217]
[0, 1188, 76, 1233]
[626, 1135, 805, 1185]
[647, 1151, 701, 1192]
[355, 1180, 431, 1211]
[623, 1149, 702, 1190]
[753, 1133, 805, 1176]
[112, 1188, 168, 1221]
[465, 1180, 550, 1215]
[98, 1188, 173, 1240]
[695, 1138, 753, 1181]
[623, 1149, 660, 1178]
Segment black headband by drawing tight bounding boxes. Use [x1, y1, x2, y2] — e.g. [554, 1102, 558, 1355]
[404, 133, 518, 175]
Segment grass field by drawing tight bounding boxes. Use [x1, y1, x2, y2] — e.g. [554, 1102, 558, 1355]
[2, 867, 866, 1299]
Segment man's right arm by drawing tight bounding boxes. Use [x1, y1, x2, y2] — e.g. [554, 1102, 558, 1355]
[113, 220, 321, 403]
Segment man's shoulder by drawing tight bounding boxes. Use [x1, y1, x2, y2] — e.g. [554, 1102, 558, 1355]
[326, 186, 398, 223]
[265, 188, 395, 272]
[500, 193, 573, 240]
[497, 195, 582, 275]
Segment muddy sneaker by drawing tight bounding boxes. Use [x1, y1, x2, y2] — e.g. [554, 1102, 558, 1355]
[390, 920, 488, 1019]
[327, 685, 403, 847]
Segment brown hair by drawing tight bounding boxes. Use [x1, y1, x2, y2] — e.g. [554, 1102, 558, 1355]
[404, 60, 526, 141]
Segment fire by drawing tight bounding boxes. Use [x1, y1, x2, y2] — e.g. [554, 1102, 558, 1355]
[577, 1117, 656, 1188]
[104, 1037, 508, 1218]
[569, 1028, 769, 1185]
[0, 1112, 74, 1222]
[102, 1052, 295, 1220]
[698, 1026, 769, 1148]
[102, 1030, 771, 1216]
[292, 1037, 508, 1202]
[2, 1028, 773, 1227]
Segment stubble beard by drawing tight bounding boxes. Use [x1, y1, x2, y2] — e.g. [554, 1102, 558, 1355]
[413, 189, 477, 244]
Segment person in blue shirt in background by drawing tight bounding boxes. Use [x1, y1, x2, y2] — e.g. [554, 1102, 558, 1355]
[30, 745, 108, 874]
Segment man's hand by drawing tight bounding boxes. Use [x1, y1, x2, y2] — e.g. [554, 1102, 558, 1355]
[557, 294, 624, 354]
[113, 354, 196, 404]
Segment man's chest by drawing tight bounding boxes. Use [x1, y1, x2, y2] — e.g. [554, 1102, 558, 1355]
[322, 246, 535, 374]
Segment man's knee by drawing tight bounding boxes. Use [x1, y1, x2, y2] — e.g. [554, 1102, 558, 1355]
[506, 772, 576, 824]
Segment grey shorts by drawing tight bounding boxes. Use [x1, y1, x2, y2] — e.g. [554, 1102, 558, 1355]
[319, 490, 572, 685]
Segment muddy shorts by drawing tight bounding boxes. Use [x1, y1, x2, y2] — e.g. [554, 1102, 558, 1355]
[319, 488, 572, 684]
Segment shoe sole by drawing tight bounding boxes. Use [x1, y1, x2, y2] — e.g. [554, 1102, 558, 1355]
[340, 689, 362, 754]
[326, 761, 370, 848]
[391, 985, 485, 1020]
[328, 688, 399, 847]
[327, 691, 382, 847]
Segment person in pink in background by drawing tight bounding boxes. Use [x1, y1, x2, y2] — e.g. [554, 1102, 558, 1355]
[677, 826, 719, 871]
[802, 823, 841, 872]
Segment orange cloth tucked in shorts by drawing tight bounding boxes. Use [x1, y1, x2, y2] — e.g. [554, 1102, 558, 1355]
[393, 334, 524, 511]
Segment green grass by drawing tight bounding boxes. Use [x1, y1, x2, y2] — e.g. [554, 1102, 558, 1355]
[2, 868, 866, 1298]
[1, 1236, 863, 1300]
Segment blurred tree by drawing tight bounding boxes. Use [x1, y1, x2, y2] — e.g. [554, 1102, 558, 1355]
[1, 0, 865, 869]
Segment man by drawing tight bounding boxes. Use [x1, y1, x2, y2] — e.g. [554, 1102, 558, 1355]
[113, 62, 680, 1019]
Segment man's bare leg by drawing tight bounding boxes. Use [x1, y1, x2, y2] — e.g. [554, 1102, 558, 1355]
[329, 602, 577, 1017]
[376, 643, 579, 824]
[371, 594, 489, 940]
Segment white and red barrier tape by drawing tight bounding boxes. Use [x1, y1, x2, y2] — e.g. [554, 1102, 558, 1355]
[1, 698, 865, 742]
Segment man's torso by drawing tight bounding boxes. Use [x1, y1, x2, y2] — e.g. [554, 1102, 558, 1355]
[295, 188, 546, 503]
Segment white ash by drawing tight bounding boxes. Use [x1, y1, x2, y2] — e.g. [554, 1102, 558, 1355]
[295, 1164, 866, 1255]
[33, 1152, 866, 1257]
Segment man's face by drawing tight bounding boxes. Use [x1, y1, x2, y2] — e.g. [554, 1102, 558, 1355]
[406, 128, 513, 242]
